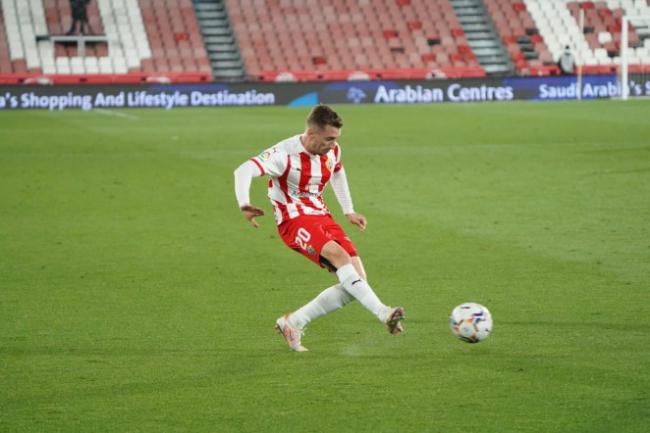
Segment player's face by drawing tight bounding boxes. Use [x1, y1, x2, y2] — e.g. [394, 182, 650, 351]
[306, 125, 340, 155]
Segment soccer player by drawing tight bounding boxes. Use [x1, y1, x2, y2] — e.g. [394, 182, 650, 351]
[233, 105, 405, 352]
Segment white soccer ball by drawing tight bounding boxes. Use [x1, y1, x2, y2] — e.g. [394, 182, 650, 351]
[450, 302, 493, 343]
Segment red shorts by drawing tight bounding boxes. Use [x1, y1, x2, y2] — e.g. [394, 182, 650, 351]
[277, 214, 358, 270]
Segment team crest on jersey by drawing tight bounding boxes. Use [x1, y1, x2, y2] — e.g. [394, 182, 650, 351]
[307, 246, 317, 256]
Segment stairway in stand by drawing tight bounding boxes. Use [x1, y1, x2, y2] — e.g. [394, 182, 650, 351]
[449, 0, 512, 74]
[192, 0, 245, 81]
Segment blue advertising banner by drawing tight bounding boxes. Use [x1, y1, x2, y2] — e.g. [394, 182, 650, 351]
[0, 74, 648, 111]
[319, 74, 647, 105]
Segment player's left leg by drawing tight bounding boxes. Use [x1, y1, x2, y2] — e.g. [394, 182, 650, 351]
[286, 283, 354, 330]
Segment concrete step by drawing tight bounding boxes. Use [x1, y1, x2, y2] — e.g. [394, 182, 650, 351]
[206, 44, 238, 53]
[450, 0, 479, 7]
[194, 3, 222, 12]
[203, 35, 233, 44]
[201, 27, 231, 36]
[476, 55, 509, 64]
[209, 51, 240, 60]
[213, 69, 246, 79]
[212, 60, 243, 68]
[198, 19, 228, 27]
[484, 64, 512, 74]
[466, 32, 496, 41]
[469, 40, 502, 48]
[472, 47, 503, 56]
[458, 15, 489, 24]
[463, 22, 491, 35]
[454, 7, 483, 14]
[199, 11, 226, 19]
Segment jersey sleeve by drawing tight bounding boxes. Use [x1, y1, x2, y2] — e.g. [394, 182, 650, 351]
[333, 143, 343, 173]
[249, 145, 287, 177]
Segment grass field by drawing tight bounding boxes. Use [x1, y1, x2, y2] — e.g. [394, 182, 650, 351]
[1, 100, 649, 433]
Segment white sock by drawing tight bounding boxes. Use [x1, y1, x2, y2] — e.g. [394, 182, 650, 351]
[336, 263, 392, 322]
[288, 284, 354, 329]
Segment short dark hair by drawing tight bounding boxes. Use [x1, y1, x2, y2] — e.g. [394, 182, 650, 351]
[307, 104, 343, 129]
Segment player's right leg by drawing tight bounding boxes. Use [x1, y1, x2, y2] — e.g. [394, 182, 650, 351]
[321, 241, 405, 335]
[350, 256, 367, 281]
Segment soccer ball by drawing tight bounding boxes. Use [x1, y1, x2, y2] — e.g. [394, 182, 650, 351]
[450, 303, 493, 343]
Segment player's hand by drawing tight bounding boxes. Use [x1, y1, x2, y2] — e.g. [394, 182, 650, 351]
[240, 204, 265, 228]
[346, 212, 367, 231]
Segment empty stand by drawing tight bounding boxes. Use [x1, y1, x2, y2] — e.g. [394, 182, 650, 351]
[226, 0, 486, 81]
[0, 0, 212, 82]
[223, 0, 650, 80]
[3, 0, 648, 83]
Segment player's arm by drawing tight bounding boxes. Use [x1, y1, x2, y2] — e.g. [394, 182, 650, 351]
[330, 167, 367, 231]
[234, 160, 265, 228]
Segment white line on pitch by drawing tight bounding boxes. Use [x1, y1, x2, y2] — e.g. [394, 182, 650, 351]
[95, 109, 139, 120]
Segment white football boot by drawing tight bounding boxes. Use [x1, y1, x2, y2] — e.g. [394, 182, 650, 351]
[274, 314, 308, 352]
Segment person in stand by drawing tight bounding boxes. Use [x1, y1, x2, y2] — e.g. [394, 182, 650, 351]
[233, 105, 405, 352]
[558, 45, 575, 75]
[66, 0, 92, 35]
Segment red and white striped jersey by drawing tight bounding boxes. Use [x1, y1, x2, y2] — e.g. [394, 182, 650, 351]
[249, 134, 343, 225]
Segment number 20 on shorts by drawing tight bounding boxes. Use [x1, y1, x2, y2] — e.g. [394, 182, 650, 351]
[295, 227, 311, 251]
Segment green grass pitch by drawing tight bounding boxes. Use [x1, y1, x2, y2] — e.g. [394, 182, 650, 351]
[1, 100, 649, 433]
